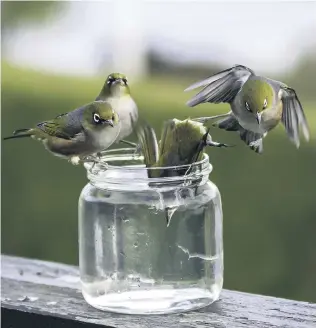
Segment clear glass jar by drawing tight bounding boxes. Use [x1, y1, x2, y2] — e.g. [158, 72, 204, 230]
[78, 148, 223, 315]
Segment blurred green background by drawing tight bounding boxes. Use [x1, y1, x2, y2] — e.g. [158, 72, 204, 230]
[1, 1, 316, 303]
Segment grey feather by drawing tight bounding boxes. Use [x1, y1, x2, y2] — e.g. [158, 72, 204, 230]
[212, 115, 241, 132]
[37, 106, 85, 140]
[239, 129, 264, 154]
[212, 115, 263, 153]
[191, 112, 232, 124]
[185, 64, 254, 107]
[280, 87, 310, 146]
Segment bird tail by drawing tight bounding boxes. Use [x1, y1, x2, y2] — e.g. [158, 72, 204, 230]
[3, 128, 32, 140]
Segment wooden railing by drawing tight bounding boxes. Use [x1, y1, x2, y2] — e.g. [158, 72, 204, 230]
[1, 255, 315, 328]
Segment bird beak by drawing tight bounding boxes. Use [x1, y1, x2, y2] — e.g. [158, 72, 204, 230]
[104, 119, 114, 127]
[256, 112, 262, 124]
[113, 78, 124, 86]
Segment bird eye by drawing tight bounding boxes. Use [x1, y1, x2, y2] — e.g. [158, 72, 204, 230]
[93, 113, 101, 123]
[263, 98, 267, 109]
[122, 78, 127, 85]
[107, 76, 114, 84]
[112, 114, 115, 121]
[245, 101, 251, 112]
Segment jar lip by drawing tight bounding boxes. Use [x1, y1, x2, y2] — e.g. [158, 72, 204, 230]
[84, 148, 210, 172]
[84, 148, 212, 188]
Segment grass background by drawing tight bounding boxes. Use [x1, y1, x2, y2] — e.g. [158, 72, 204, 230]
[2, 61, 316, 302]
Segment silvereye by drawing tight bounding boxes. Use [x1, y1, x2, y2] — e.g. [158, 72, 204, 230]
[136, 118, 231, 177]
[3, 100, 120, 165]
[135, 118, 231, 225]
[185, 64, 310, 153]
[96, 73, 138, 147]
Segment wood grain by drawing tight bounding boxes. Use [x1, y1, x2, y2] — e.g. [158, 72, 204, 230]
[1, 255, 315, 328]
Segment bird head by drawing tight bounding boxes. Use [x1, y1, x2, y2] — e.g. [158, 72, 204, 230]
[83, 101, 119, 130]
[241, 79, 274, 124]
[105, 73, 130, 97]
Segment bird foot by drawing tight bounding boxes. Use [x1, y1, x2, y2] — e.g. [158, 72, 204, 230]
[133, 143, 142, 157]
[119, 139, 138, 148]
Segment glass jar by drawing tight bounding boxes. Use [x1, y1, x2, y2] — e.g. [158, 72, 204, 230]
[78, 148, 223, 315]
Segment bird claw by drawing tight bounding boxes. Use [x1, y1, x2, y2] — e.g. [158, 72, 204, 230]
[79, 154, 104, 170]
[119, 139, 138, 148]
[207, 141, 235, 148]
[133, 143, 142, 157]
[249, 140, 261, 148]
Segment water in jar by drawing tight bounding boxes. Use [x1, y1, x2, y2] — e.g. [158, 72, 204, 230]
[79, 170, 223, 315]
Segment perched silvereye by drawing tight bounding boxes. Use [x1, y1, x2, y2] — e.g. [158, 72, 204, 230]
[185, 64, 310, 153]
[136, 118, 231, 178]
[135, 119, 230, 226]
[3, 100, 121, 165]
[96, 73, 138, 147]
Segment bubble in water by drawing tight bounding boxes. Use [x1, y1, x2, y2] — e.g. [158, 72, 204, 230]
[133, 242, 139, 248]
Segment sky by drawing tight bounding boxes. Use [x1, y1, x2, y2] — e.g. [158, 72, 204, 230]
[4, 0, 316, 77]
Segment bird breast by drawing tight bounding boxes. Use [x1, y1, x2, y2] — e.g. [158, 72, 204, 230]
[108, 96, 138, 140]
[90, 123, 121, 150]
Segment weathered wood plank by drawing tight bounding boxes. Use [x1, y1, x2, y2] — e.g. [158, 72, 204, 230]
[1, 255, 315, 328]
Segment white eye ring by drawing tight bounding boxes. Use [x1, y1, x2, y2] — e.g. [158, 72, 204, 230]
[245, 101, 251, 112]
[263, 98, 267, 109]
[93, 113, 100, 123]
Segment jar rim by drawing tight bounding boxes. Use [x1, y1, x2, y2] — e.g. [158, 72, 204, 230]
[84, 148, 210, 171]
[84, 148, 212, 188]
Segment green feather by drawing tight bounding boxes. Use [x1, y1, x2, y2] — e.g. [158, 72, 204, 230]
[96, 72, 130, 100]
[242, 79, 275, 113]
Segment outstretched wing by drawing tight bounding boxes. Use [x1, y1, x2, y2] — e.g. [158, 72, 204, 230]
[280, 86, 310, 147]
[36, 110, 83, 140]
[185, 64, 254, 107]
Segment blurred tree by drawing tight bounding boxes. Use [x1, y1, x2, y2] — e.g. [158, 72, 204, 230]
[1, 1, 66, 50]
[147, 50, 224, 80]
[284, 48, 316, 101]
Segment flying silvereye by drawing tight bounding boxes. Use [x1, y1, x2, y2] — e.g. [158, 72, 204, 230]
[184, 64, 310, 153]
[96, 73, 138, 147]
[3, 100, 121, 165]
[135, 118, 230, 225]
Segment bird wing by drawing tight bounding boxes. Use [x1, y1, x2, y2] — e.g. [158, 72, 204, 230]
[280, 86, 310, 147]
[185, 64, 254, 107]
[36, 111, 83, 140]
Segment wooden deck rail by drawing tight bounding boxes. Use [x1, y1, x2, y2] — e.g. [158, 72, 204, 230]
[1, 255, 315, 328]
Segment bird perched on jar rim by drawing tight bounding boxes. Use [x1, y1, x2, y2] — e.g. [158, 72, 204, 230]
[96, 73, 138, 148]
[134, 118, 231, 226]
[184, 64, 310, 153]
[3, 100, 121, 165]
[135, 118, 231, 178]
